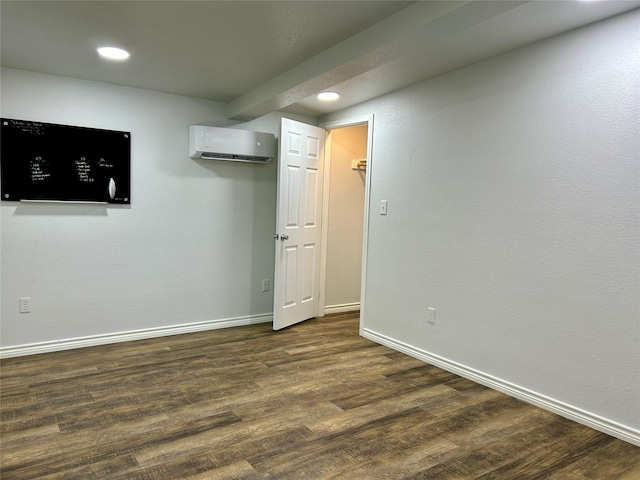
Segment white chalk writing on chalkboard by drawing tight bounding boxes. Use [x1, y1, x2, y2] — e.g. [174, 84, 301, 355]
[75, 157, 95, 183]
[1, 118, 131, 204]
[98, 157, 114, 169]
[30, 157, 51, 181]
[8, 119, 46, 136]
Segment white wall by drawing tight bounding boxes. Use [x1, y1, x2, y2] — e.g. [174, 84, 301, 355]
[322, 10, 640, 441]
[0, 69, 312, 352]
[325, 125, 367, 308]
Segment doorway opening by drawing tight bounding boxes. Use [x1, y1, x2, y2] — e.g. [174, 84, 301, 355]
[323, 124, 367, 313]
[272, 115, 373, 331]
[319, 115, 374, 332]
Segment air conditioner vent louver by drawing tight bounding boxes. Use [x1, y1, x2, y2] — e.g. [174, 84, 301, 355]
[189, 125, 275, 164]
[200, 152, 270, 163]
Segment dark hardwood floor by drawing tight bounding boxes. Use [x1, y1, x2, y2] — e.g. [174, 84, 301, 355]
[1, 313, 638, 479]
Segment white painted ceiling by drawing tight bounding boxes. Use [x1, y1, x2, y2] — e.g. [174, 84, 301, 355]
[2, 1, 639, 120]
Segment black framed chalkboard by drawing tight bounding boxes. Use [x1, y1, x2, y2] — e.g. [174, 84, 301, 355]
[1, 118, 131, 204]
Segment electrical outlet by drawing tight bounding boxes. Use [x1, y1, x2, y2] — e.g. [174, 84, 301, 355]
[262, 279, 269, 292]
[20, 297, 31, 313]
[427, 307, 435, 324]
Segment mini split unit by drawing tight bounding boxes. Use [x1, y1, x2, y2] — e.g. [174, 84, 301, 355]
[188, 125, 276, 164]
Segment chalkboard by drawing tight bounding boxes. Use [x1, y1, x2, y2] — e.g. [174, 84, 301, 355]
[1, 118, 130, 204]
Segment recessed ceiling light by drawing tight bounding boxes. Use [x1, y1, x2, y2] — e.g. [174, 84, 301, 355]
[97, 47, 130, 60]
[317, 91, 340, 101]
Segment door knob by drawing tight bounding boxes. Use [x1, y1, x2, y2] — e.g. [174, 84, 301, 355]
[280, 234, 289, 240]
[274, 234, 279, 240]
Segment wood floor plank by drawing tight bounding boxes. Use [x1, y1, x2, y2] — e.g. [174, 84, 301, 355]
[305, 384, 454, 435]
[1, 313, 638, 479]
[551, 437, 640, 479]
[180, 460, 261, 480]
[322, 437, 461, 480]
[23, 453, 142, 480]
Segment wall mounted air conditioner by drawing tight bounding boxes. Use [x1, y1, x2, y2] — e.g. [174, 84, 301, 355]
[189, 125, 275, 164]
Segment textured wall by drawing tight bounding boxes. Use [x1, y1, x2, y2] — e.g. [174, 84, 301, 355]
[0, 69, 282, 348]
[322, 11, 640, 433]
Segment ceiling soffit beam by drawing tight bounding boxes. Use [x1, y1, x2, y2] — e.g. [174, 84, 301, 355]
[227, 0, 530, 121]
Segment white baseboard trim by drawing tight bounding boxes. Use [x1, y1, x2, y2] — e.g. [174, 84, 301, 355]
[324, 303, 360, 315]
[362, 327, 640, 447]
[0, 313, 273, 359]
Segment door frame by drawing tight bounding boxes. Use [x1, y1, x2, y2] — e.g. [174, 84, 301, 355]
[318, 114, 374, 335]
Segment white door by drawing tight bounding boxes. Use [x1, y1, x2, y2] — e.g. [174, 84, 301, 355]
[273, 118, 326, 330]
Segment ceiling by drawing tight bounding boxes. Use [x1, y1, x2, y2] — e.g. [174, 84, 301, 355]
[2, 1, 639, 120]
